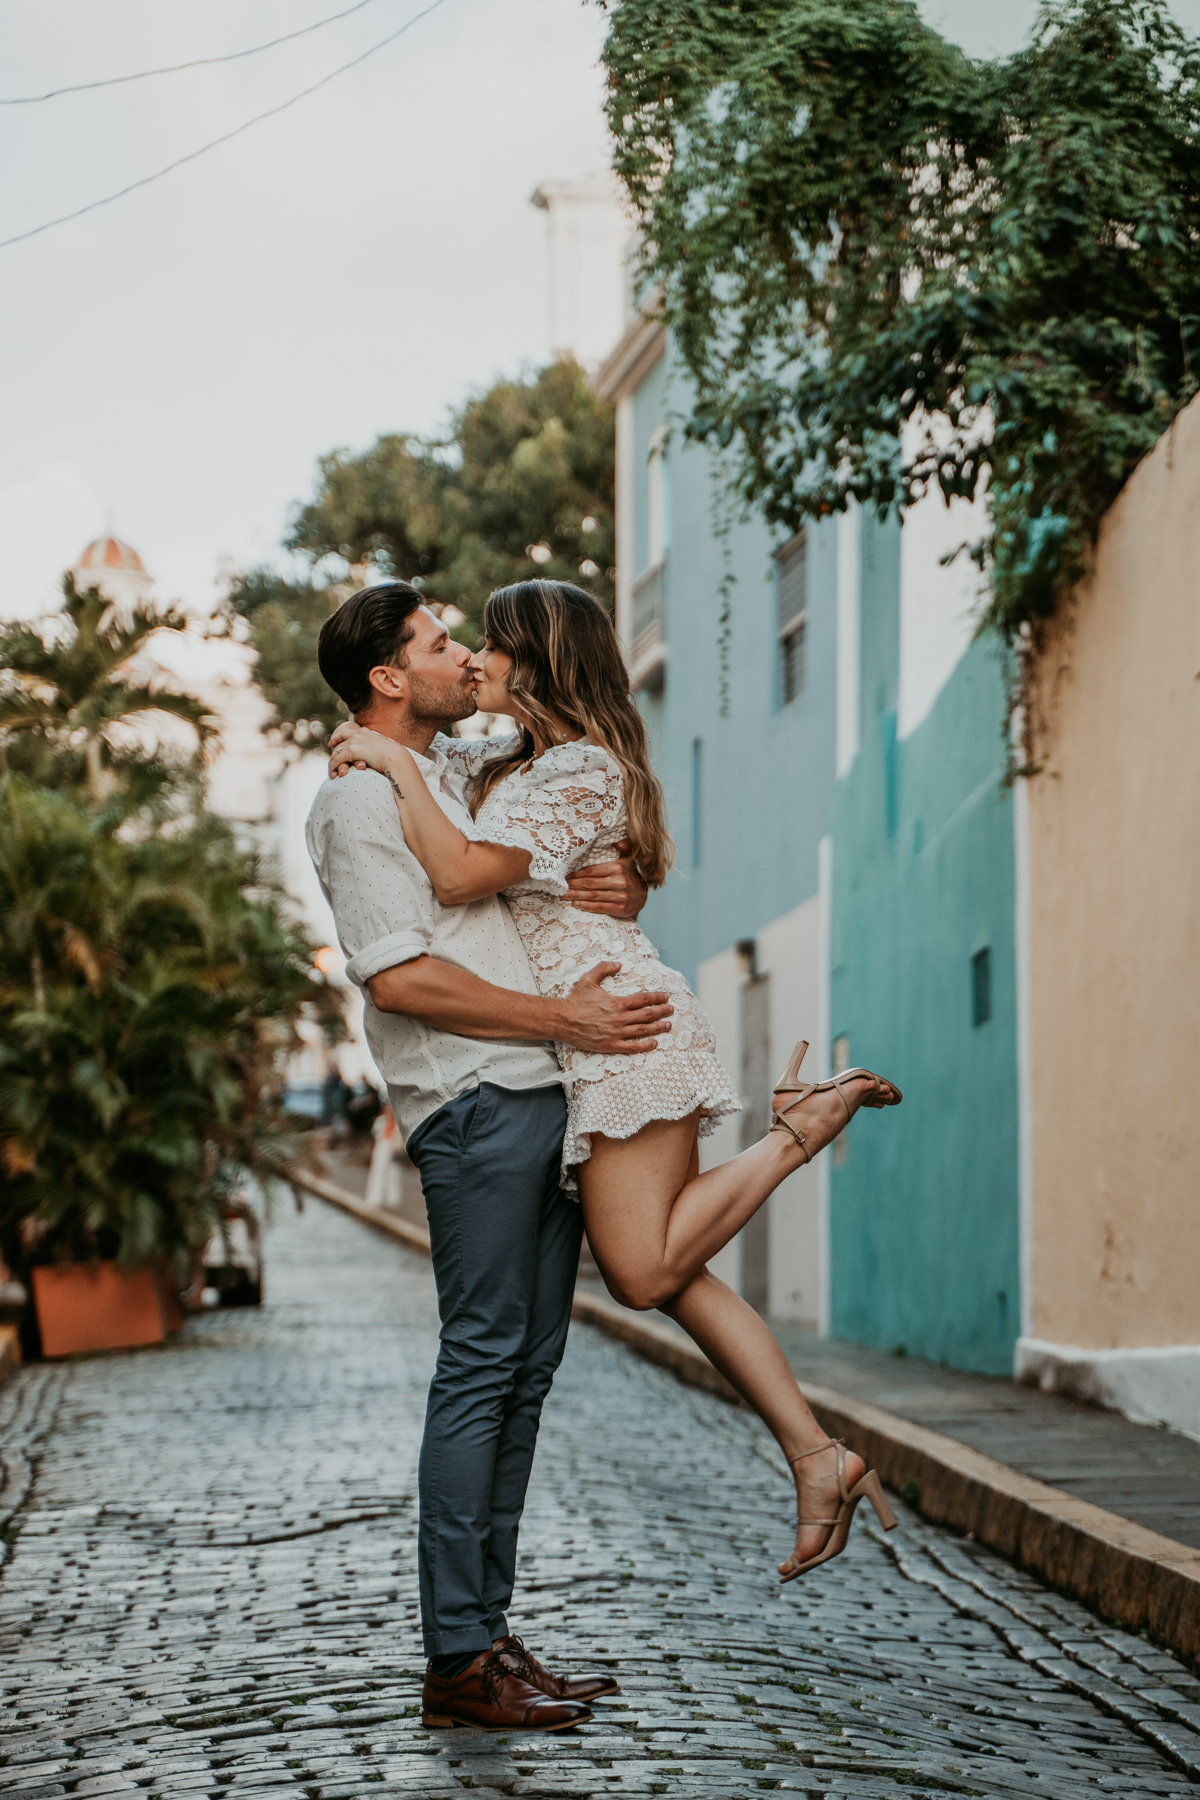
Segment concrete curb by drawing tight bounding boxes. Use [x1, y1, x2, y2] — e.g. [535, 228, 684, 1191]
[278, 1162, 433, 1257]
[288, 1161, 1200, 1667]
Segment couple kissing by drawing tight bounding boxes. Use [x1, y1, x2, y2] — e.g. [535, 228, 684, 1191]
[306, 577, 901, 1733]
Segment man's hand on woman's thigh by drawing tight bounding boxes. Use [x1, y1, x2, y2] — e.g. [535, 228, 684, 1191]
[557, 962, 671, 1056]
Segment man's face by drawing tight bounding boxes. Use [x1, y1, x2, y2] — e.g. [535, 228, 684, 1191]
[393, 607, 476, 725]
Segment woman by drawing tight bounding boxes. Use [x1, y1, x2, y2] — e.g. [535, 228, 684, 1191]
[329, 580, 901, 1579]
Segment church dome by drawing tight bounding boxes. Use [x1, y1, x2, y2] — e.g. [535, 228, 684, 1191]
[77, 534, 147, 574]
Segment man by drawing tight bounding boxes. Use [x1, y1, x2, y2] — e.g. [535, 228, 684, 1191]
[306, 582, 669, 1733]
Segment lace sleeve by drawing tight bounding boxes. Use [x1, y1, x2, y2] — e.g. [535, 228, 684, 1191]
[438, 730, 522, 780]
[467, 743, 625, 895]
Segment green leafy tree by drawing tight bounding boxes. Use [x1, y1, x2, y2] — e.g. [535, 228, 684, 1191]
[599, 0, 1200, 656]
[0, 577, 211, 802]
[220, 570, 346, 748]
[0, 775, 336, 1280]
[227, 358, 615, 735]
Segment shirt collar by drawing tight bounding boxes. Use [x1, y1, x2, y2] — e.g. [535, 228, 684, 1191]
[411, 736, 450, 777]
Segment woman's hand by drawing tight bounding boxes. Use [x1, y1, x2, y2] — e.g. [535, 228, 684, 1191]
[327, 718, 529, 903]
[328, 721, 405, 781]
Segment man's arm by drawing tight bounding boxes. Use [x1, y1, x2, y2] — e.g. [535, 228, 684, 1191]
[368, 957, 671, 1057]
[566, 840, 650, 919]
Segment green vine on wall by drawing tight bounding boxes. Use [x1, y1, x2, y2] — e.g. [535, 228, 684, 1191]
[708, 447, 739, 717]
[599, 0, 1200, 688]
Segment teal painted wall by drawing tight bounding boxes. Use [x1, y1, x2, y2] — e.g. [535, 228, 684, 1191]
[622, 342, 1021, 1373]
[632, 347, 838, 988]
[829, 634, 1021, 1373]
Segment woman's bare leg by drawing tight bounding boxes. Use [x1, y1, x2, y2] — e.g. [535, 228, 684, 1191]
[663, 1266, 866, 1574]
[583, 1135, 865, 1572]
[579, 1069, 881, 1310]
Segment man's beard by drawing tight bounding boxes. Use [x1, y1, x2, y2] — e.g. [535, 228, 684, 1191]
[407, 670, 477, 727]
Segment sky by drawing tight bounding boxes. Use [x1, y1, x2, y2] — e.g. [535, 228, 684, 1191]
[0, 0, 616, 618]
[4, 0, 1200, 624]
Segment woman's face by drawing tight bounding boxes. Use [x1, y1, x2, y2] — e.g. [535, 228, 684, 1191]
[468, 639, 516, 715]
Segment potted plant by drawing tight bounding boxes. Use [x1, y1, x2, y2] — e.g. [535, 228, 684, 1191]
[0, 775, 329, 1358]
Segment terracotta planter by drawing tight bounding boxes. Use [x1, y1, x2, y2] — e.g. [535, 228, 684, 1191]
[32, 1261, 180, 1358]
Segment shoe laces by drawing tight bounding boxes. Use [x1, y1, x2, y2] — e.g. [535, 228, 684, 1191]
[478, 1650, 510, 1708]
[497, 1634, 540, 1684]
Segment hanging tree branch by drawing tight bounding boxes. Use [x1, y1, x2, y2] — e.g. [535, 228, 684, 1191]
[598, 0, 1200, 655]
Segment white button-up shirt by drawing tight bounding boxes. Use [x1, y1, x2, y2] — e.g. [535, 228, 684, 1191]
[305, 736, 562, 1143]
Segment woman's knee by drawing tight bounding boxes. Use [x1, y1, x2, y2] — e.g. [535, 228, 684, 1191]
[600, 1265, 680, 1313]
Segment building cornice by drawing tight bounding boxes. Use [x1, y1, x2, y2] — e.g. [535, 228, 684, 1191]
[594, 298, 666, 403]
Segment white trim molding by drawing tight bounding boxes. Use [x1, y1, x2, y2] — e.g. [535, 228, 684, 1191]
[835, 503, 861, 777]
[593, 304, 666, 404]
[1013, 772, 1035, 1341]
[1015, 1338, 1200, 1443]
[613, 394, 636, 650]
[817, 833, 833, 1336]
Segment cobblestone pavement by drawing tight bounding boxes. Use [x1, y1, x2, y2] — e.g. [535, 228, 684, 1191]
[4, 1197, 1200, 1800]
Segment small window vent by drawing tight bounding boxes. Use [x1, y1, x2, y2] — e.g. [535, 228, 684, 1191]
[971, 948, 992, 1027]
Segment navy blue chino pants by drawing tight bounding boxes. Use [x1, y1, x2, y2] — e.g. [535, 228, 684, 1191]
[406, 1081, 581, 1658]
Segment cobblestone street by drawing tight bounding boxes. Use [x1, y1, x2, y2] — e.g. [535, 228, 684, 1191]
[4, 1198, 1200, 1800]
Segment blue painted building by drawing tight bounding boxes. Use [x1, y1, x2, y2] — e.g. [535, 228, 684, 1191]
[597, 315, 1021, 1373]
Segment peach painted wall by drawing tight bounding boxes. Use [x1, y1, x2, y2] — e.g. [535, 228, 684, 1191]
[1026, 395, 1200, 1348]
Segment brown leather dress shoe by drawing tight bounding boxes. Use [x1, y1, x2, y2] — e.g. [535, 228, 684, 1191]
[494, 1633, 621, 1702]
[421, 1650, 592, 1731]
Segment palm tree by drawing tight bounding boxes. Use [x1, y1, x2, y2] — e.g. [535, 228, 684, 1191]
[0, 774, 334, 1276]
[0, 576, 212, 802]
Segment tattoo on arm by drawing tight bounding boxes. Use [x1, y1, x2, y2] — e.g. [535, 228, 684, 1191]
[387, 773, 405, 803]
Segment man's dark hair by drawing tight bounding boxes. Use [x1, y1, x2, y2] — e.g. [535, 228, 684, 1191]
[317, 581, 422, 715]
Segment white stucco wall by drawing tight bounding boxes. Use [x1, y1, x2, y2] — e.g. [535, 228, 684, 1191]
[897, 482, 988, 741]
[694, 945, 744, 1295]
[758, 895, 824, 1326]
[695, 893, 825, 1325]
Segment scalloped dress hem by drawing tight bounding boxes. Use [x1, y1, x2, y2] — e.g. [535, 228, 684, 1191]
[561, 1050, 742, 1186]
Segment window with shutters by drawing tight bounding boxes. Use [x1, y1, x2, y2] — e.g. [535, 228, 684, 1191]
[776, 532, 807, 706]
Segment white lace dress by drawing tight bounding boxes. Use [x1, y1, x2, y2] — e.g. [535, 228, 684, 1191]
[446, 737, 740, 1179]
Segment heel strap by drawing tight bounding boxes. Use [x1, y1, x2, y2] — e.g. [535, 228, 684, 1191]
[773, 1079, 816, 1104]
[769, 1107, 811, 1161]
[788, 1437, 850, 1502]
[787, 1436, 843, 1464]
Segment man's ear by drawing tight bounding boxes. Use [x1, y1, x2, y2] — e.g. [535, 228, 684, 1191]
[366, 662, 406, 703]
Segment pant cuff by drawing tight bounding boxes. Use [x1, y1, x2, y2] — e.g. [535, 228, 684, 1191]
[487, 1613, 509, 1642]
[423, 1630, 495, 1659]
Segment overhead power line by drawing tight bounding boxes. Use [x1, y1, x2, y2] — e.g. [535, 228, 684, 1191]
[0, 0, 387, 105]
[0, 0, 447, 254]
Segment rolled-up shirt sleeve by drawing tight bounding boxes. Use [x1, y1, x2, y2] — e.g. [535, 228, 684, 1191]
[307, 771, 432, 990]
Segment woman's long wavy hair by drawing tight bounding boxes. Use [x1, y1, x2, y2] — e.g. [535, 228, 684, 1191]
[470, 581, 673, 887]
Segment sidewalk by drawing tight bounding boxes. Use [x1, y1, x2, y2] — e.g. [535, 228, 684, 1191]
[767, 1320, 1200, 1551]
[286, 1154, 1200, 1667]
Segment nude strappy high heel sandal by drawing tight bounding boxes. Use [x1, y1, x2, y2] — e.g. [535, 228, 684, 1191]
[780, 1437, 898, 1582]
[769, 1040, 902, 1160]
